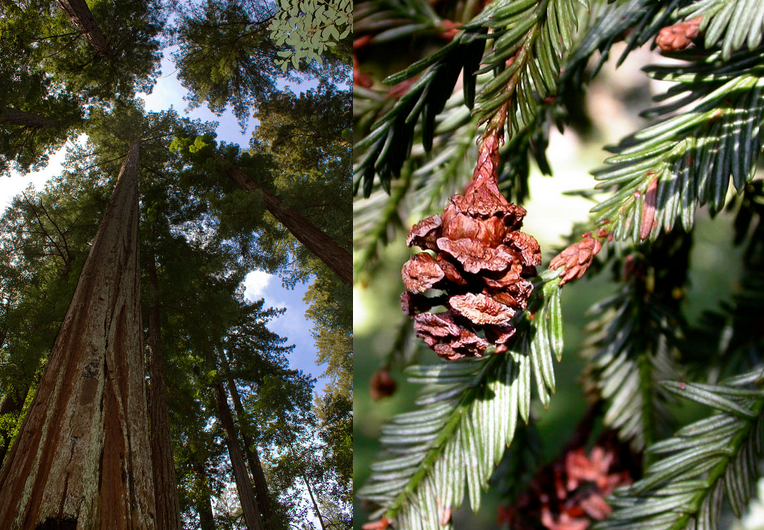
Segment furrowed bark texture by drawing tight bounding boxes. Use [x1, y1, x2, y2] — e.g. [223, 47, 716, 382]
[0, 140, 156, 529]
[148, 246, 182, 530]
[214, 381, 264, 530]
[54, 0, 111, 58]
[225, 376, 275, 530]
[0, 108, 56, 129]
[223, 163, 352, 285]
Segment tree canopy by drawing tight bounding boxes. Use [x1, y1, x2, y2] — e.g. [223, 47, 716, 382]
[0, 0, 351, 527]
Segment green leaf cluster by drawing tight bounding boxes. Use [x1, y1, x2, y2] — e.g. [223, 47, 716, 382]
[269, 0, 352, 71]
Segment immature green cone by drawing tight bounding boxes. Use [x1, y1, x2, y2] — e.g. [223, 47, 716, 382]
[401, 134, 541, 360]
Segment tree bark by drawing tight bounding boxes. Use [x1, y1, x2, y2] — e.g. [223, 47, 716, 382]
[222, 162, 352, 285]
[214, 381, 264, 530]
[304, 475, 326, 530]
[192, 459, 215, 530]
[148, 243, 182, 530]
[0, 387, 29, 467]
[0, 140, 156, 528]
[224, 374, 275, 530]
[0, 107, 56, 129]
[54, 0, 112, 58]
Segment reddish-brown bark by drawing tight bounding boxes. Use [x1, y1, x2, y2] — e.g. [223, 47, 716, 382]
[214, 381, 264, 530]
[54, 0, 112, 58]
[0, 107, 56, 129]
[148, 244, 182, 530]
[223, 162, 352, 285]
[0, 140, 156, 528]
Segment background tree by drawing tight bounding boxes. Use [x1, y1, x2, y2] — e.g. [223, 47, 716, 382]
[355, 1, 764, 529]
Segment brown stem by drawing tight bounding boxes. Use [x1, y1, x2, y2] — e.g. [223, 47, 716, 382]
[304, 475, 326, 530]
[220, 350, 276, 530]
[54, 0, 111, 58]
[0, 107, 56, 129]
[0, 139, 156, 527]
[148, 238, 183, 530]
[221, 159, 352, 285]
[214, 380, 265, 530]
[193, 458, 216, 530]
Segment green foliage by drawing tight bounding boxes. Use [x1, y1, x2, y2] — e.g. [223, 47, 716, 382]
[358, 275, 563, 529]
[171, 0, 289, 127]
[590, 45, 764, 243]
[599, 369, 764, 530]
[355, 0, 764, 528]
[353, 0, 583, 196]
[269, 0, 352, 71]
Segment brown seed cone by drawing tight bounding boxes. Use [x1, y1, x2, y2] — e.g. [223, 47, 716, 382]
[549, 236, 603, 286]
[401, 146, 540, 359]
[499, 430, 639, 530]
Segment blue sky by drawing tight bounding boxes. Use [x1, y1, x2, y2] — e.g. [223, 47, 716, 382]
[0, 46, 328, 395]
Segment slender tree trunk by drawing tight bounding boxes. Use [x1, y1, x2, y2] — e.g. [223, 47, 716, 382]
[225, 375, 275, 530]
[54, 0, 111, 58]
[192, 459, 215, 530]
[303, 475, 326, 530]
[0, 140, 156, 528]
[222, 162, 352, 285]
[0, 387, 29, 466]
[214, 381, 264, 530]
[148, 241, 182, 530]
[0, 107, 56, 128]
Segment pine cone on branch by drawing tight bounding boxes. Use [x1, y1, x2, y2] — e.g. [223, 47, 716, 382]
[401, 133, 541, 359]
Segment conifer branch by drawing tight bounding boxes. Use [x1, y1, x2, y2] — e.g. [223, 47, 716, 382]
[597, 369, 764, 530]
[354, 0, 584, 196]
[359, 274, 563, 529]
[590, 44, 764, 244]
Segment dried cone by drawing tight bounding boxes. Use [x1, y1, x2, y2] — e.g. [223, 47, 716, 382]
[549, 234, 603, 286]
[499, 431, 639, 530]
[401, 134, 541, 360]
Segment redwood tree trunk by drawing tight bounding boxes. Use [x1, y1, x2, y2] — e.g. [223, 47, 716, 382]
[225, 376, 275, 530]
[214, 381, 264, 530]
[192, 460, 215, 530]
[54, 0, 111, 58]
[0, 107, 56, 128]
[0, 140, 156, 528]
[223, 163, 352, 285]
[148, 242, 182, 530]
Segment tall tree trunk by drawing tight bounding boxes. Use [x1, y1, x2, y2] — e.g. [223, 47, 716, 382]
[0, 387, 29, 466]
[54, 0, 111, 58]
[214, 381, 264, 530]
[222, 162, 352, 285]
[148, 241, 182, 530]
[192, 459, 215, 530]
[224, 374, 275, 530]
[303, 475, 326, 530]
[0, 140, 156, 528]
[0, 107, 56, 128]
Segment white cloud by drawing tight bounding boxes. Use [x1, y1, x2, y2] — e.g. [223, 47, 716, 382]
[243, 270, 273, 300]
